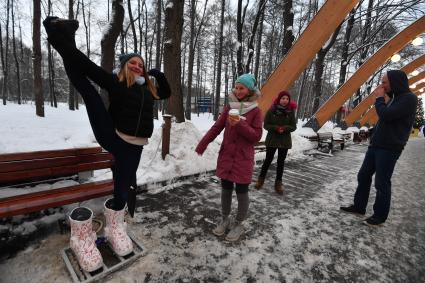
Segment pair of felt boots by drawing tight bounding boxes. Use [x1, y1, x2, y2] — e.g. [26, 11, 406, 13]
[69, 199, 133, 272]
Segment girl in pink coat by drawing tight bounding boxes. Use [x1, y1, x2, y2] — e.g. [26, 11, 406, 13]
[195, 73, 263, 241]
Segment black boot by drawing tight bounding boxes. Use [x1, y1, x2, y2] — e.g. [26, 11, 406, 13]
[43, 16, 79, 49]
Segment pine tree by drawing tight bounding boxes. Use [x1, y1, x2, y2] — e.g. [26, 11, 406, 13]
[414, 96, 424, 129]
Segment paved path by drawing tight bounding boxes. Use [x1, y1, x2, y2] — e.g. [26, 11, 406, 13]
[1, 139, 424, 282]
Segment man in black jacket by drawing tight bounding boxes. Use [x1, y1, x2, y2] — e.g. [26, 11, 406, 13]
[340, 70, 418, 226]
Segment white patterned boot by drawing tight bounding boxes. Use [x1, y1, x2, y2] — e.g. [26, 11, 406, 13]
[69, 207, 103, 272]
[104, 199, 133, 256]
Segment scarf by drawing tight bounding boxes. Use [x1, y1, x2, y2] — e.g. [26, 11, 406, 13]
[228, 91, 260, 115]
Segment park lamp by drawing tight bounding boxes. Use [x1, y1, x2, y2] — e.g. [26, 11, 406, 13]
[390, 53, 401, 62]
[412, 36, 423, 46]
[411, 70, 419, 76]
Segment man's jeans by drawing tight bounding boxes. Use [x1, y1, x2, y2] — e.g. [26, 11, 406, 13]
[354, 147, 401, 221]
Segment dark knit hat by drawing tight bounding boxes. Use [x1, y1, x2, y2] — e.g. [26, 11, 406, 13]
[272, 90, 297, 110]
[119, 53, 143, 68]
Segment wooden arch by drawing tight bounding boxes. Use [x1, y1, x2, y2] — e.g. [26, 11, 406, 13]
[305, 16, 425, 130]
[345, 56, 425, 126]
[410, 71, 425, 85]
[257, 0, 359, 115]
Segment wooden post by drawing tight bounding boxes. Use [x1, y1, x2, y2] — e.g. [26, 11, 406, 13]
[258, 0, 359, 115]
[344, 54, 425, 126]
[162, 114, 172, 160]
[311, 16, 425, 128]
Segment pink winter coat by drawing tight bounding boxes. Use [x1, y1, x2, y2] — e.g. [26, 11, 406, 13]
[195, 106, 263, 184]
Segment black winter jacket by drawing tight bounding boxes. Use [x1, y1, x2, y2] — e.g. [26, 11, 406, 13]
[370, 70, 418, 152]
[65, 47, 171, 138]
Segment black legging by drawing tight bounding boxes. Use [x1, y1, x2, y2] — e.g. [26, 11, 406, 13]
[259, 147, 288, 182]
[55, 40, 143, 210]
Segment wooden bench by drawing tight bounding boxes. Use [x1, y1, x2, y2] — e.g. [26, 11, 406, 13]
[333, 132, 351, 150]
[0, 147, 114, 218]
[316, 132, 334, 151]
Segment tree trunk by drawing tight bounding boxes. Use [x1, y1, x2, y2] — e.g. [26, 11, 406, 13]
[336, 8, 356, 124]
[68, 0, 76, 110]
[245, 0, 266, 73]
[312, 23, 342, 114]
[214, 0, 225, 120]
[127, 0, 138, 52]
[282, 0, 295, 57]
[236, 0, 248, 75]
[153, 0, 162, 119]
[100, 0, 124, 107]
[0, 23, 6, 105]
[2, 0, 11, 105]
[11, 0, 22, 104]
[33, 0, 44, 117]
[163, 0, 185, 122]
[254, 8, 264, 81]
[353, 0, 374, 107]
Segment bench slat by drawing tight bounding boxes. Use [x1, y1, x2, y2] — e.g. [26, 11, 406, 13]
[0, 179, 113, 218]
[0, 147, 103, 162]
[0, 160, 114, 183]
[0, 152, 113, 173]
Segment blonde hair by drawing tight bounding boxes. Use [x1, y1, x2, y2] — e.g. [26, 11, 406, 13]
[117, 58, 159, 99]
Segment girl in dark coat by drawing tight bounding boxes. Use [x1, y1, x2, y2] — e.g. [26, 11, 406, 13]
[43, 17, 170, 270]
[255, 91, 297, 194]
[195, 73, 263, 242]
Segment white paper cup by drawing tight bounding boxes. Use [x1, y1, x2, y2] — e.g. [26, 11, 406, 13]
[229, 109, 240, 118]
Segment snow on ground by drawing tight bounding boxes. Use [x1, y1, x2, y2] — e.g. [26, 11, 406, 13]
[2, 140, 424, 282]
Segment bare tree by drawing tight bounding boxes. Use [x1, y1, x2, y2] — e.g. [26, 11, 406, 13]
[2, 0, 11, 105]
[185, 0, 208, 119]
[311, 23, 342, 114]
[11, 0, 22, 104]
[245, 0, 267, 73]
[164, 0, 185, 122]
[236, 0, 248, 75]
[153, 0, 162, 119]
[100, 0, 124, 106]
[214, 0, 225, 120]
[33, 0, 44, 117]
[0, 23, 6, 105]
[67, 0, 76, 110]
[127, 0, 138, 52]
[282, 0, 295, 57]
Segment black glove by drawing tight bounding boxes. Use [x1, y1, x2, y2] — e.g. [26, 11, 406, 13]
[148, 68, 163, 77]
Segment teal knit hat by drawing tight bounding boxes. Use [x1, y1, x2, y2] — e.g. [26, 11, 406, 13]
[235, 73, 257, 91]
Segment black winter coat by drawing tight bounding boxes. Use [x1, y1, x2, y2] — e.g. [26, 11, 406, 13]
[370, 70, 418, 152]
[66, 47, 171, 138]
[107, 73, 170, 137]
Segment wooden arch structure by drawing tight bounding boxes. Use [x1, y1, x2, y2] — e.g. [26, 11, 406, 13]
[303, 16, 425, 130]
[344, 56, 425, 127]
[257, 0, 360, 114]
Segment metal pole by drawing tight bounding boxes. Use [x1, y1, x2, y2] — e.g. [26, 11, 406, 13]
[162, 115, 172, 160]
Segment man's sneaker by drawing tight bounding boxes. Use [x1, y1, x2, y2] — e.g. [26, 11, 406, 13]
[225, 221, 244, 242]
[340, 205, 366, 216]
[364, 216, 385, 227]
[212, 217, 231, 236]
